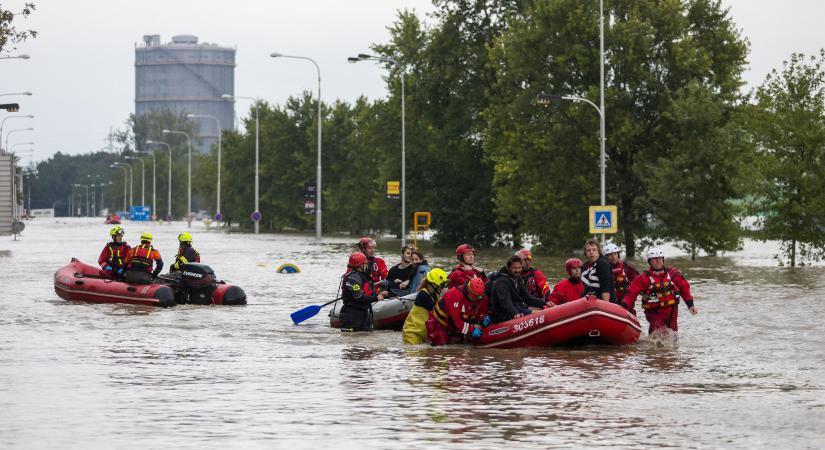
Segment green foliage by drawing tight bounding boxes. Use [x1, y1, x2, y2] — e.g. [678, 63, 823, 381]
[0, 2, 36, 53]
[750, 50, 825, 267]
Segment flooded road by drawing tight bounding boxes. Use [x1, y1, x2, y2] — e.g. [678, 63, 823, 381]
[1, 218, 824, 448]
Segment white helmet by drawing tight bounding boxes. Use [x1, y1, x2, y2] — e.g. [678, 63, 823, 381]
[646, 247, 665, 260]
[603, 243, 620, 255]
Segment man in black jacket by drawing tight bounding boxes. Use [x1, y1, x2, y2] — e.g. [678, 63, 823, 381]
[340, 252, 389, 331]
[490, 254, 546, 323]
[581, 238, 617, 303]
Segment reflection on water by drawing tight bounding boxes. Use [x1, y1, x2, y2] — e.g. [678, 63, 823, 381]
[1, 218, 824, 448]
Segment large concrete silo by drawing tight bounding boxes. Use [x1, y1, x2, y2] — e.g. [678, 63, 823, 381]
[135, 34, 235, 154]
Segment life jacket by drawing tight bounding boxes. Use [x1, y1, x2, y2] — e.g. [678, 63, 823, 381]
[171, 246, 201, 272]
[106, 242, 128, 268]
[433, 286, 468, 328]
[641, 269, 681, 310]
[433, 286, 479, 332]
[613, 261, 631, 299]
[129, 244, 156, 273]
[340, 269, 376, 302]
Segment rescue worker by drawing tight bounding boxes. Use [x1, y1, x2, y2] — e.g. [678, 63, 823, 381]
[548, 258, 587, 305]
[516, 248, 552, 301]
[169, 232, 201, 273]
[426, 277, 490, 346]
[340, 251, 389, 332]
[602, 242, 639, 302]
[98, 226, 130, 279]
[124, 232, 163, 284]
[489, 254, 546, 323]
[621, 247, 698, 335]
[358, 237, 388, 285]
[447, 244, 487, 288]
[581, 238, 616, 303]
[402, 267, 448, 344]
[387, 244, 416, 296]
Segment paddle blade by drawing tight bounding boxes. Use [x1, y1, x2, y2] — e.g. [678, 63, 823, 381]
[290, 304, 323, 325]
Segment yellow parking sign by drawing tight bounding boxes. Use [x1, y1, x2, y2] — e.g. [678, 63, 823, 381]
[589, 205, 618, 234]
[387, 181, 400, 195]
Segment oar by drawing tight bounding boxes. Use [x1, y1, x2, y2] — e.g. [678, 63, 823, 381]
[290, 298, 341, 325]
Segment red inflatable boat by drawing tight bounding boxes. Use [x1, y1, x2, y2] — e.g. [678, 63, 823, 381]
[473, 297, 641, 349]
[54, 259, 246, 307]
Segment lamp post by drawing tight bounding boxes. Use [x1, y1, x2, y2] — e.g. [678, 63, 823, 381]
[222, 94, 261, 234]
[111, 162, 132, 210]
[271, 52, 323, 240]
[72, 183, 89, 216]
[0, 92, 32, 97]
[162, 129, 192, 226]
[0, 54, 30, 60]
[348, 53, 406, 246]
[146, 140, 173, 220]
[137, 150, 157, 220]
[110, 165, 128, 213]
[187, 114, 222, 222]
[86, 174, 99, 217]
[125, 156, 145, 207]
[0, 115, 33, 152]
[4, 127, 34, 152]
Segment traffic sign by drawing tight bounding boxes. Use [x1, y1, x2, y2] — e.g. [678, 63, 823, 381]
[214, 212, 223, 222]
[589, 205, 618, 234]
[251, 210, 262, 222]
[386, 180, 400, 199]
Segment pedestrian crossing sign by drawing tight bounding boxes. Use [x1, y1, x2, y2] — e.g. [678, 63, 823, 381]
[589, 205, 618, 234]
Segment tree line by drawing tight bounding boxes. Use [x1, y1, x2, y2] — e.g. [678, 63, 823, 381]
[23, 0, 825, 266]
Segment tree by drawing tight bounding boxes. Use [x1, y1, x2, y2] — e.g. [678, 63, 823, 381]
[485, 0, 749, 255]
[750, 50, 825, 267]
[0, 3, 36, 54]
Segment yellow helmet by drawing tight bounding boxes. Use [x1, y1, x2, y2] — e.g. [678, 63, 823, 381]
[426, 268, 449, 288]
[140, 232, 153, 243]
[109, 226, 124, 237]
[178, 232, 193, 244]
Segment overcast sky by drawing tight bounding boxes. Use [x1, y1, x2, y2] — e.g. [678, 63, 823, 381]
[2, 0, 824, 162]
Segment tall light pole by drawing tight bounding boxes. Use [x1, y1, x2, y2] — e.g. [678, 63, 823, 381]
[187, 114, 222, 222]
[222, 94, 261, 234]
[125, 156, 145, 207]
[348, 53, 406, 246]
[0, 54, 30, 60]
[162, 129, 192, 226]
[0, 92, 32, 97]
[0, 115, 34, 152]
[271, 52, 323, 240]
[137, 150, 157, 220]
[72, 183, 89, 216]
[146, 140, 173, 220]
[110, 165, 128, 213]
[4, 127, 34, 152]
[87, 174, 99, 216]
[111, 162, 132, 210]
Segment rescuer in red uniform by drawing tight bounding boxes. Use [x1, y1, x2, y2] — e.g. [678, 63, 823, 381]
[548, 258, 587, 306]
[621, 247, 697, 335]
[124, 232, 163, 284]
[98, 226, 130, 279]
[358, 237, 388, 285]
[602, 243, 639, 302]
[515, 248, 551, 301]
[447, 244, 487, 288]
[426, 277, 490, 346]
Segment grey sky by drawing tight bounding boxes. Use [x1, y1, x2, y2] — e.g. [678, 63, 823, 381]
[2, 0, 824, 162]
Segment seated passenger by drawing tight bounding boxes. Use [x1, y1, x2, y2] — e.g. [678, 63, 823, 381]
[402, 268, 448, 345]
[548, 258, 586, 305]
[489, 254, 546, 323]
[516, 248, 552, 301]
[408, 250, 431, 292]
[169, 232, 200, 273]
[98, 226, 130, 279]
[447, 244, 487, 288]
[358, 237, 388, 285]
[386, 244, 416, 297]
[340, 252, 389, 332]
[124, 232, 163, 284]
[426, 277, 490, 346]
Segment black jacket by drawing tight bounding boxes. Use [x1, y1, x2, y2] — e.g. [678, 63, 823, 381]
[582, 255, 616, 303]
[490, 267, 545, 323]
[340, 270, 380, 331]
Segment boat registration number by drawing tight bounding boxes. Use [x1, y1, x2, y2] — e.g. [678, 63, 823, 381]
[512, 314, 545, 333]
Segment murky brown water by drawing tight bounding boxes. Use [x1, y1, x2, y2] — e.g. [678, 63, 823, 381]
[1, 218, 824, 448]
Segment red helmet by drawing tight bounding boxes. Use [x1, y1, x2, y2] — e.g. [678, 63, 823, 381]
[358, 237, 375, 250]
[466, 277, 486, 301]
[455, 244, 475, 259]
[516, 248, 532, 261]
[348, 252, 368, 268]
[565, 258, 583, 275]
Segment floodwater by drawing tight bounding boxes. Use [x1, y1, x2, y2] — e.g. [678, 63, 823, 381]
[1, 218, 824, 449]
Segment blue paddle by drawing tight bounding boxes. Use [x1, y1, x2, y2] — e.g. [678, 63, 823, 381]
[290, 298, 340, 325]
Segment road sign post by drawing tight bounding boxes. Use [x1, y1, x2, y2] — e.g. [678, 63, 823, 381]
[589, 205, 618, 235]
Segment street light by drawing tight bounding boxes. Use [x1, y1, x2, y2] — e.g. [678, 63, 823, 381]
[187, 114, 222, 222]
[271, 52, 323, 239]
[137, 150, 157, 220]
[10, 142, 34, 152]
[110, 165, 128, 213]
[0, 54, 30, 60]
[4, 127, 34, 152]
[0, 92, 32, 97]
[162, 129, 192, 226]
[146, 140, 173, 220]
[125, 155, 145, 207]
[348, 52, 407, 246]
[86, 175, 99, 217]
[222, 94, 261, 234]
[111, 162, 132, 210]
[0, 115, 33, 152]
[72, 183, 90, 216]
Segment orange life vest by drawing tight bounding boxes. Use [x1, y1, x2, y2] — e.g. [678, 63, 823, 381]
[641, 270, 681, 310]
[106, 242, 127, 268]
[130, 244, 156, 272]
[613, 262, 631, 299]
